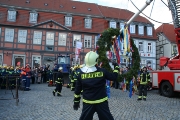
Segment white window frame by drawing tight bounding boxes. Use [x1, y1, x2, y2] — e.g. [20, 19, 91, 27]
[29, 12, 38, 23]
[5, 28, 14, 42]
[120, 22, 125, 29]
[109, 21, 116, 28]
[18, 30, 27, 43]
[72, 58, 80, 66]
[58, 33, 67, 46]
[147, 27, 152, 36]
[138, 42, 144, 52]
[84, 35, 92, 48]
[7, 10, 16, 22]
[73, 34, 81, 47]
[46, 32, 54, 45]
[122, 58, 127, 63]
[138, 26, 144, 35]
[0, 53, 3, 66]
[85, 18, 92, 29]
[141, 59, 146, 64]
[65, 16, 72, 27]
[33, 31, 42, 44]
[130, 24, 135, 34]
[32, 55, 41, 68]
[147, 43, 152, 53]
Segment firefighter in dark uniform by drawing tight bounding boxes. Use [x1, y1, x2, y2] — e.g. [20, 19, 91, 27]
[70, 66, 78, 91]
[53, 67, 64, 96]
[137, 66, 150, 101]
[73, 51, 119, 120]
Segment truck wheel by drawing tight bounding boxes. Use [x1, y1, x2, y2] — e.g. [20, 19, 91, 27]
[161, 81, 174, 97]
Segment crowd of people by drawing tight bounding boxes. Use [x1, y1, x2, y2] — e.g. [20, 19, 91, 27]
[0, 64, 57, 91]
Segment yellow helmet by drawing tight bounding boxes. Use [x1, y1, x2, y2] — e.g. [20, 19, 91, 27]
[85, 51, 99, 67]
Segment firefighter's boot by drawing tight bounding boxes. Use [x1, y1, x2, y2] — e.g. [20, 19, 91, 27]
[57, 92, 62, 97]
[53, 91, 55, 96]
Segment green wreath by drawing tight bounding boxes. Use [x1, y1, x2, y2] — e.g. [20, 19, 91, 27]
[97, 28, 140, 83]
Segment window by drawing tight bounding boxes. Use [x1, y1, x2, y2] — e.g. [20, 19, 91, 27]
[73, 35, 81, 47]
[58, 33, 67, 46]
[147, 27, 152, 36]
[95, 36, 99, 48]
[141, 59, 146, 64]
[130, 24, 135, 33]
[138, 26, 144, 35]
[33, 31, 42, 44]
[46, 32, 54, 45]
[72, 58, 80, 66]
[65, 16, 72, 27]
[109, 21, 116, 28]
[5, 28, 14, 42]
[84, 36, 92, 48]
[29, 12, 38, 23]
[123, 58, 126, 63]
[138, 42, 143, 52]
[147, 43, 152, 53]
[32, 55, 41, 68]
[120, 23, 125, 29]
[0, 54, 3, 65]
[7, 10, 16, 22]
[85, 18, 92, 29]
[18, 30, 27, 43]
[45, 46, 54, 51]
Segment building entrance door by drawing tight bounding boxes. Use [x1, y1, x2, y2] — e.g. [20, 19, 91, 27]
[13, 55, 25, 67]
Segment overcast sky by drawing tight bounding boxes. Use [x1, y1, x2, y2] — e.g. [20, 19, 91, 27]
[73, 0, 173, 29]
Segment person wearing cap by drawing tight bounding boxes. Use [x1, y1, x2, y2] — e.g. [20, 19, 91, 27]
[53, 67, 63, 96]
[137, 66, 150, 101]
[73, 51, 119, 120]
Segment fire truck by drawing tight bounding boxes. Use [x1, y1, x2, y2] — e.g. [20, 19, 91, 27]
[151, 0, 180, 97]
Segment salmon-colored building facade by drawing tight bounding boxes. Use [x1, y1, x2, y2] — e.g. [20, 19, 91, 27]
[0, 0, 156, 68]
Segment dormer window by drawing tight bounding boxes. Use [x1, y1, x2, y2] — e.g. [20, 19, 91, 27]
[65, 15, 72, 27]
[120, 22, 125, 29]
[29, 11, 38, 23]
[130, 24, 135, 34]
[138, 25, 144, 35]
[109, 20, 116, 28]
[7, 9, 17, 22]
[147, 26, 153, 36]
[85, 17, 92, 29]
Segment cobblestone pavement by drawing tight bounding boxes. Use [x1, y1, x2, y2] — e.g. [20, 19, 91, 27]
[0, 84, 180, 120]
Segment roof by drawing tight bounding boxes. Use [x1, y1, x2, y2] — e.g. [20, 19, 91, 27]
[0, 0, 156, 39]
[156, 23, 176, 43]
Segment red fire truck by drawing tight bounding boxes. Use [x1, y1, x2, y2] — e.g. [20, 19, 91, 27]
[151, 0, 180, 97]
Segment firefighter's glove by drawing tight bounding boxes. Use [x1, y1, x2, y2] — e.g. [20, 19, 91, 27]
[73, 102, 80, 110]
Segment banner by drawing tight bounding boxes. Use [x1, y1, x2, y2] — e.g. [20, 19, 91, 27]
[75, 41, 82, 62]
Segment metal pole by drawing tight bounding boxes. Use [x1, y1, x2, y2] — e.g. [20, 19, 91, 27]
[16, 77, 19, 106]
[127, 0, 153, 25]
[120, 0, 153, 33]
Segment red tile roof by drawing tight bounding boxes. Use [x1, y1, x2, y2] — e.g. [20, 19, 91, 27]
[0, 0, 157, 39]
[156, 23, 176, 43]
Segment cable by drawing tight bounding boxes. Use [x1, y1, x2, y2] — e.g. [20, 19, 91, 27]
[129, 0, 176, 24]
[160, 0, 169, 8]
[149, 0, 155, 18]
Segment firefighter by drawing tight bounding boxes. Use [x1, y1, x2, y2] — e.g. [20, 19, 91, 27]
[25, 64, 31, 91]
[137, 66, 150, 101]
[53, 67, 64, 96]
[73, 51, 119, 120]
[70, 65, 78, 91]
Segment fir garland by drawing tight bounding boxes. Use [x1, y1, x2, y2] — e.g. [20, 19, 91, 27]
[97, 28, 140, 83]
